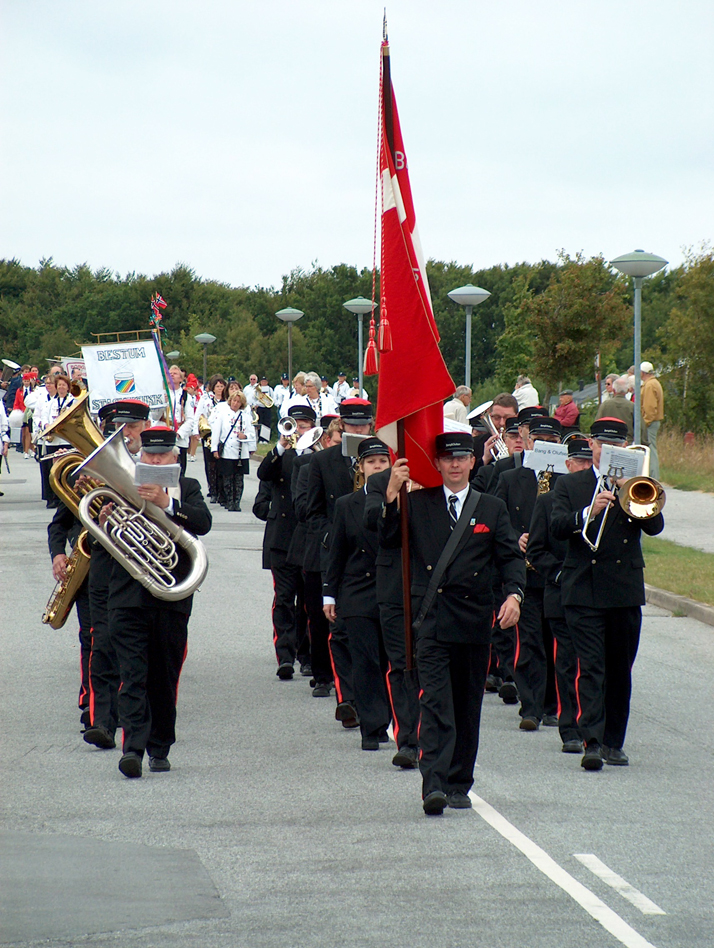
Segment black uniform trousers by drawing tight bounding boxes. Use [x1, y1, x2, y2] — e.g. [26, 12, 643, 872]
[177, 447, 188, 476]
[269, 550, 308, 667]
[549, 616, 581, 744]
[88, 563, 119, 734]
[513, 589, 557, 721]
[344, 615, 391, 741]
[416, 627, 490, 797]
[327, 616, 354, 706]
[489, 594, 516, 684]
[75, 585, 93, 714]
[302, 570, 333, 684]
[110, 605, 188, 759]
[564, 604, 641, 749]
[202, 443, 218, 500]
[379, 602, 419, 749]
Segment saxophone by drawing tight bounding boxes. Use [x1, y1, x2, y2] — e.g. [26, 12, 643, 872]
[526, 467, 555, 571]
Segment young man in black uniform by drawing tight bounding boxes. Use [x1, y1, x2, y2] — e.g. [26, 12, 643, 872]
[550, 418, 665, 771]
[107, 426, 211, 778]
[526, 437, 593, 754]
[257, 405, 314, 680]
[380, 433, 525, 816]
[496, 416, 563, 731]
[305, 399, 372, 726]
[323, 438, 392, 751]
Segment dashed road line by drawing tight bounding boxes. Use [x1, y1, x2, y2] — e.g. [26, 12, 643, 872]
[574, 854, 666, 915]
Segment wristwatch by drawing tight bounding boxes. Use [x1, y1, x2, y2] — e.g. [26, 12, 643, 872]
[510, 590, 524, 605]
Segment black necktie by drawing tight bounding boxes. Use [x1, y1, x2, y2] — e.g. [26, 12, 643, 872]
[448, 494, 459, 530]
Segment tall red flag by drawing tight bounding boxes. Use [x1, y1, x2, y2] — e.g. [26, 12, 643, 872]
[373, 38, 455, 488]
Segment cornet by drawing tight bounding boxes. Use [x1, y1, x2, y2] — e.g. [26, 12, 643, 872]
[467, 400, 509, 461]
[277, 416, 298, 448]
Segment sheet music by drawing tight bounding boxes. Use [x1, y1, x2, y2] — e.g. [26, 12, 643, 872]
[522, 442, 569, 474]
[599, 444, 644, 481]
[134, 462, 181, 488]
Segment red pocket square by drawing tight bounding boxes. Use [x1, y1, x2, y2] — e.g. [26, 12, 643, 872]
[473, 523, 490, 534]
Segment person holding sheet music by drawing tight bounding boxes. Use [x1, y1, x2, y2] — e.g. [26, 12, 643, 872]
[550, 418, 664, 772]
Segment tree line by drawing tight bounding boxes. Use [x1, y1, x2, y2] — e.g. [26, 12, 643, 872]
[1, 248, 712, 431]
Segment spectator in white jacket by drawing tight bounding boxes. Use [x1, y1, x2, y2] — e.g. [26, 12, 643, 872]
[167, 365, 196, 475]
[512, 375, 540, 410]
[211, 391, 255, 511]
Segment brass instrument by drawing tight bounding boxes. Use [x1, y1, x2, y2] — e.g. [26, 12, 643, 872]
[277, 416, 298, 448]
[295, 426, 324, 453]
[581, 445, 665, 552]
[353, 464, 365, 492]
[255, 388, 274, 409]
[537, 468, 554, 494]
[251, 408, 260, 427]
[468, 400, 509, 461]
[43, 531, 92, 629]
[41, 394, 106, 627]
[197, 415, 212, 441]
[76, 428, 209, 602]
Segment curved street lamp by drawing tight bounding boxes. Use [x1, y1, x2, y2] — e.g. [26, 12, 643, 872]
[610, 251, 667, 443]
[194, 333, 217, 385]
[447, 284, 491, 388]
[275, 307, 304, 388]
[343, 297, 377, 397]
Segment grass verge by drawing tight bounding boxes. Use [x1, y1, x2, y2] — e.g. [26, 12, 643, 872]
[642, 535, 714, 607]
[658, 428, 714, 493]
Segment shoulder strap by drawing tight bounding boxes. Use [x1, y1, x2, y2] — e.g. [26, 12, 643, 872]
[514, 452, 522, 469]
[412, 489, 482, 632]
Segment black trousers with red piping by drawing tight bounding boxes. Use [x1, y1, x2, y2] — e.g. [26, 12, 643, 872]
[109, 606, 188, 759]
[75, 586, 92, 715]
[548, 616, 581, 744]
[379, 602, 419, 750]
[268, 549, 304, 667]
[302, 570, 333, 684]
[512, 589, 557, 721]
[344, 614, 390, 742]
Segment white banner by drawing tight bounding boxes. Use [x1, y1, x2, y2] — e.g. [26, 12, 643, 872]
[61, 357, 87, 379]
[81, 342, 168, 415]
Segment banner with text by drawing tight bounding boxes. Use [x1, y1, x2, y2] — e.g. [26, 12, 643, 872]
[82, 342, 168, 415]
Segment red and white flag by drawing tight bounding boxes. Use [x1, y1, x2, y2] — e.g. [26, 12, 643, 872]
[374, 37, 455, 488]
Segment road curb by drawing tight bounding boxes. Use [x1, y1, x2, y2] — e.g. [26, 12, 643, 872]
[645, 584, 714, 627]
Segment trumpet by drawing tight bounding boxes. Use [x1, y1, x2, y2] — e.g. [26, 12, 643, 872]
[581, 445, 665, 552]
[467, 400, 509, 461]
[277, 416, 298, 448]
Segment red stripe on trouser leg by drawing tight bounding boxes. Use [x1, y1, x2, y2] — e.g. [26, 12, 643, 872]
[384, 662, 399, 745]
[270, 572, 279, 664]
[175, 641, 189, 703]
[513, 621, 521, 671]
[553, 637, 562, 718]
[574, 658, 583, 725]
[327, 628, 344, 703]
[417, 688, 424, 759]
[88, 628, 96, 725]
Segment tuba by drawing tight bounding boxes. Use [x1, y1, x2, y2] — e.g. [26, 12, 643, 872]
[41, 390, 104, 453]
[76, 428, 208, 602]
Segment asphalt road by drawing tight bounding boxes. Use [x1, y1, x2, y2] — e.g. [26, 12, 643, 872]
[1, 452, 713, 948]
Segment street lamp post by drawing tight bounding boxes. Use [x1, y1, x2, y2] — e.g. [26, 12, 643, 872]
[165, 350, 180, 361]
[343, 297, 377, 397]
[447, 284, 491, 388]
[610, 250, 668, 443]
[275, 307, 304, 389]
[194, 333, 217, 385]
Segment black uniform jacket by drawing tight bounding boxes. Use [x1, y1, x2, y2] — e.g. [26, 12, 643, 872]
[107, 476, 211, 616]
[550, 467, 664, 609]
[305, 442, 354, 571]
[257, 446, 298, 552]
[496, 466, 561, 590]
[364, 467, 403, 607]
[289, 451, 320, 571]
[379, 486, 525, 645]
[471, 452, 521, 494]
[323, 489, 379, 620]
[526, 491, 567, 619]
[48, 501, 82, 558]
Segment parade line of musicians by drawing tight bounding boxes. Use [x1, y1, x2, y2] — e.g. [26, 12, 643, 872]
[39, 374, 663, 815]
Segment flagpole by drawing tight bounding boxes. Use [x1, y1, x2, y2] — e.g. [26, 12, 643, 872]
[382, 31, 415, 671]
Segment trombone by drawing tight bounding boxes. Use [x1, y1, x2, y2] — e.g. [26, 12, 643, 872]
[581, 445, 665, 552]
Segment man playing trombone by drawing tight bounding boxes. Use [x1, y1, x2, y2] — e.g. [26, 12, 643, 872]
[550, 418, 665, 772]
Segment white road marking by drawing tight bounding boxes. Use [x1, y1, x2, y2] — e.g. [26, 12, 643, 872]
[574, 854, 667, 916]
[469, 792, 660, 948]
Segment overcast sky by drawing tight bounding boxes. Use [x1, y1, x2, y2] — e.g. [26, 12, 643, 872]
[2, 1, 712, 290]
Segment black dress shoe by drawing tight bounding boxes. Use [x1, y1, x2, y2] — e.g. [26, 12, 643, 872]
[276, 662, 294, 680]
[148, 756, 171, 772]
[300, 662, 313, 677]
[447, 790, 473, 809]
[361, 738, 379, 751]
[83, 726, 116, 750]
[499, 681, 519, 704]
[519, 716, 539, 731]
[423, 791, 448, 816]
[392, 746, 418, 769]
[581, 743, 604, 771]
[335, 701, 358, 723]
[542, 714, 559, 727]
[118, 752, 142, 778]
[603, 746, 629, 766]
[377, 729, 390, 743]
[562, 739, 584, 754]
[485, 674, 503, 693]
[312, 681, 334, 697]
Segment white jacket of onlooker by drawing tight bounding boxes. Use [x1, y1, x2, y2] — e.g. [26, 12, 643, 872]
[211, 403, 255, 459]
[168, 388, 196, 448]
[512, 382, 540, 410]
[443, 398, 468, 425]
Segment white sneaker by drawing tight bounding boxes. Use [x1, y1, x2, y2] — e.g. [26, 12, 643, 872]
[188, 456, 196, 462]
[23, 453, 29, 459]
